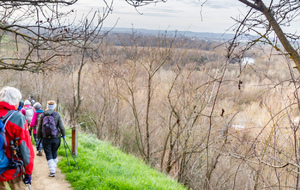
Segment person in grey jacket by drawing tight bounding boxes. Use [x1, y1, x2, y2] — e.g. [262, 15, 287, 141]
[37, 100, 65, 177]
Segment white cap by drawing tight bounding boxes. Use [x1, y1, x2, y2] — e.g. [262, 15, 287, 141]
[24, 100, 31, 105]
[47, 100, 56, 110]
[0, 86, 22, 106]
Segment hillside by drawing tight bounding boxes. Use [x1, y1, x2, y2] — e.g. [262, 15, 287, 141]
[2, 27, 298, 189]
[56, 130, 187, 190]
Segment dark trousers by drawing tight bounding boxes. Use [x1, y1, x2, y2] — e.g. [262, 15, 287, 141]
[42, 137, 61, 161]
[29, 129, 32, 138]
[34, 134, 43, 151]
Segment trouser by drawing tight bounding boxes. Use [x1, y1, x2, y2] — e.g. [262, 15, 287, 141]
[33, 133, 37, 142]
[34, 134, 43, 151]
[43, 137, 61, 174]
[0, 177, 27, 190]
[28, 128, 32, 138]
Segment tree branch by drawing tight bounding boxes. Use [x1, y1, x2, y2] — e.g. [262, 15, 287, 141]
[238, 0, 263, 11]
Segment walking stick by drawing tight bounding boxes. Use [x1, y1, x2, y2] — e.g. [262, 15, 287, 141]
[63, 138, 71, 173]
[63, 137, 80, 170]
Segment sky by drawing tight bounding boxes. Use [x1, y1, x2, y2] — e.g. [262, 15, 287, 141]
[63, 0, 299, 34]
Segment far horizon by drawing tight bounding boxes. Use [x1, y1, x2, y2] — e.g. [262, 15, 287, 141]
[63, 0, 248, 34]
[103, 27, 237, 40]
[63, 0, 299, 36]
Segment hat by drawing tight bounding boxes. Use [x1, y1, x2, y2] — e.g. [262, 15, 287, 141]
[31, 99, 35, 105]
[18, 100, 24, 111]
[47, 100, 56, 110]
[0, 86, 22, 106]
[24, 100, 31, 105]
[33, 102, 41, 110]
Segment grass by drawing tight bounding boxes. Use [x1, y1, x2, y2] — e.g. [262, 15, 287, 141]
[57, 130, 187, 190]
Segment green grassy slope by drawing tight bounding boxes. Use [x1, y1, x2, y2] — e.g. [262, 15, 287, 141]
[57, 131, 187, 190]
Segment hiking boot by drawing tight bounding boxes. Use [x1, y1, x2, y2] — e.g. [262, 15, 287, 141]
[36, 151, 43, 156]
[49, 173, 55, 177]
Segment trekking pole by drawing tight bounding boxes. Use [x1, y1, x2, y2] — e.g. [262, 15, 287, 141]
[63, 138, 71, 173]
[63, 138, 80, 170]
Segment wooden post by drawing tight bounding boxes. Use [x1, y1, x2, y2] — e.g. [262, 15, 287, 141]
[71, 126, 78, 156]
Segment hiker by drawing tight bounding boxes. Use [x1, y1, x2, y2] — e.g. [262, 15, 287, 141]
[17, 100, 24, 111]
[21, 100, 35, 137]
[30, 99, 35, 107]
[37, 100, 65, 177]
[30, 102, 44, 156]
[0, 86, 34, 189]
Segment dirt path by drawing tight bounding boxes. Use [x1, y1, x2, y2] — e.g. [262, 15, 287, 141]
[31, 149, 73, 190]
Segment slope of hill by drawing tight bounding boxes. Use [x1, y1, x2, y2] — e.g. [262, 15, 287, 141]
[57, 131, 187, 190]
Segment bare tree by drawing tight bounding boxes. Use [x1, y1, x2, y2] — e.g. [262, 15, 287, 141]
[66, 9, 112, 126]
[125, 0, 166, 7]
[222, 1, 300, 189]
[109, 31, 179, 164]
[0, 0, 101, 72]
[124, 0, 299, 74]
[1, 0, 113, 125]
[0, 0, 77, 5]
[226, 0, 300, 71]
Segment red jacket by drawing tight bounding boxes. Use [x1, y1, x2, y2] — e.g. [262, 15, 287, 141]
[0, 101, 34, 181]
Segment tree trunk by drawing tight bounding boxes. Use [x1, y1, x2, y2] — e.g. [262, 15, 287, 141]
[258, 0, 300, 72]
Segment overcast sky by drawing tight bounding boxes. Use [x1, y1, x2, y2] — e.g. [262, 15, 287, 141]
[64, 0, 299, 34]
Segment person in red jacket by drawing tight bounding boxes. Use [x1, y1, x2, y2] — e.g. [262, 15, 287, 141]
[0, 86, 34, 190]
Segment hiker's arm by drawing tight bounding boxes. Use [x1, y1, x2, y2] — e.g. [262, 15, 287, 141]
[18, 119, 34, 175]
[37, 114, 43, 139]
[19, 138, 34, 175]
[58, 114, 66, 137]
[29, 113, 37, 127]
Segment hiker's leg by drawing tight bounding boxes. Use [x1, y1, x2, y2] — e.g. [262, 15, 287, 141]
[39, 140, 43, 151]
[49, 138, 61, 174]
[33, 133, 37, 142]
[47, 159, 56, 175]
[51, 137, 61, 160]
[54, 157, 59, 169]
[42, 138, 53, 160]
[46, 138, 58, 175]
[36, 138, 43, 151]
[7, 177, 27, 190]
[0, 181, 7, 190]
[29, 128, 32, 138]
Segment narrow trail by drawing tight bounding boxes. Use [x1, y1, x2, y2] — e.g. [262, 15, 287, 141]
[31, 149, 73, 190]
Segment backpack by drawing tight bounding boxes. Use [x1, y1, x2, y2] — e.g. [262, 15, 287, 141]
[24, 107, 34, 124]
[42, 112, 58, 138]
[0, 110, 16, 174]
